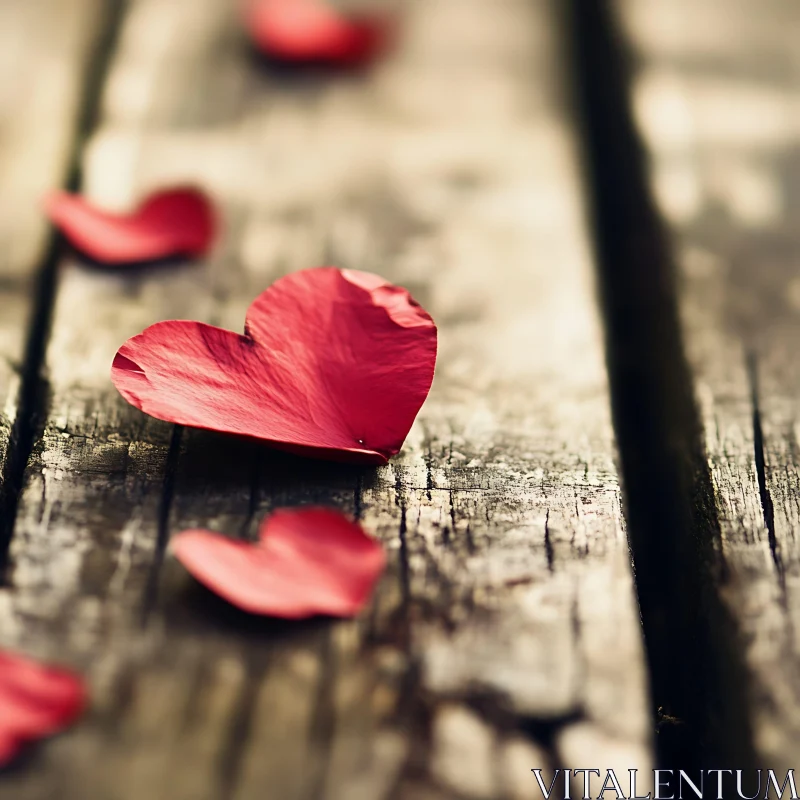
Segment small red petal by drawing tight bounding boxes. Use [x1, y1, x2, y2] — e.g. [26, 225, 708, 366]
[172, 508, 386, 618]
[0, 650, 86, 767]
[111, 267, 437, 464]
[244, 0, 389, 66]
[44, 187, 216, 265]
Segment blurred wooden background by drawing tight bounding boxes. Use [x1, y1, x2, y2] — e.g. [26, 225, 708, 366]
[0, 0, 798, 797]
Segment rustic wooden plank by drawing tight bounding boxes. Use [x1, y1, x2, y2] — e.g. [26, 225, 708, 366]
[0, 0, 108, 553]
[1, 0, 654, 796]
[615, 0, 800, 770]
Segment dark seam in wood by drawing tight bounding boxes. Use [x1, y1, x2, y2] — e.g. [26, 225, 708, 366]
[562, 0, 758, 771]
[435, 696, 575, 798]
[67, 2, 128, 179]
[517, 710, 585, 754]
[0, 0, 127, 583]
[395, 470, 411, 610]
[463, 520, 476, 556]
[425, 451, 434, 503]
[746, 351, 787, 603]
[543, 508, 554, 573]
[0, 309, 51, 584]
[217, 657, 268, 800]
[454, 691, 581, 771]
[408, 485, 493, 492]
[304, 630, 338, 800]
[398, 503, 410, 605]
[445, 487, 456, 546]
[382, 658, 427, 799]
[142, 423, 183, 623]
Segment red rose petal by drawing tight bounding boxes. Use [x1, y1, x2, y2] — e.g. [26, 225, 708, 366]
[111, 267, 437, 464]
[244, 0, 389, 66]
[0, 650, 86, 767]
[44, 187, 216, 265]
[172, 508, 386, 618]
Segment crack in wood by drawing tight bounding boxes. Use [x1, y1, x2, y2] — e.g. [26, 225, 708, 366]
[747, 351, 787, 604]
[542, 509, 554, 574]
[565, 0, 759, 772]
[0, 0, 127, 582]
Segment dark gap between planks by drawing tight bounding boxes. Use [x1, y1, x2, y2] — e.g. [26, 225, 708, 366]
[562, 0, 759, 774]
[0, 1, 128, 580]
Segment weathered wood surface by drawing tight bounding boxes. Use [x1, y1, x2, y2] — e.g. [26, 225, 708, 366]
[0, 0, 106, 549]
[616, 0, 800, 771]
[0, 0, 655, 797]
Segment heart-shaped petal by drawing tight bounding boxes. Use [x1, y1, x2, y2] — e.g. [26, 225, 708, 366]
[172, 507, 386, 618]
[45, 187, 216, 265]
[111, 267, 437, 464]
[0, 651, 86, 767]
[244, 0, 389, 66]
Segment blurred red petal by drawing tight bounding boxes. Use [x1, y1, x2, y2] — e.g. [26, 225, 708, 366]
[245, 0, 389, 66]
[172, 508, 386, 618]
[45, 187, 216, 265]
[111, 267, 437, 464]
[0, 651, 86, 766]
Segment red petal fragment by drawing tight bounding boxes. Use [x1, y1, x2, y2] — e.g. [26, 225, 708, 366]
[44, 187, 216, 265]
[111, 267, 437, 464]
[245, 0, 389, 66]
[0, 650, 86, 767]
[172, 507, 386, 618]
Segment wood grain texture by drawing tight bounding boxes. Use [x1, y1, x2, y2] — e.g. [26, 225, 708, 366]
[616, 0, 800, 770]
[0, 0, 106, 528]
[1, 0, 654, 796]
